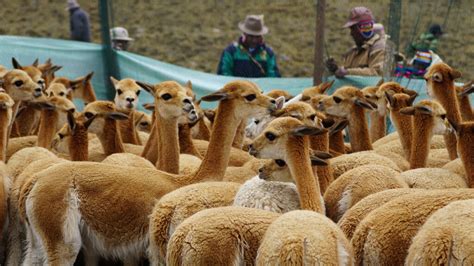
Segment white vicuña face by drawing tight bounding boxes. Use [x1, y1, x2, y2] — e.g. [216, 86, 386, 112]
[432, 114, 452, 135]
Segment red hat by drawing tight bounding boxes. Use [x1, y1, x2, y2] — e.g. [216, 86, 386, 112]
[343, 7, 374, 28]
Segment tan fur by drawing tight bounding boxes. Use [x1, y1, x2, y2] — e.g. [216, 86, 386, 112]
[451, 121, 474, 187]
[442, 158, 466, 179]
[400, 168, 467, 189]
[337, 188, 420, 240]
[0, 93, 14, 161]
[148, 182, 241, 263]
[351, 189, 474, 265]
[456, 82, 474, 121]
[300, 80, 334, 102]
[425, 62, 462, 159]
[102, 153, 155, 169]
[386, 92, 416, 159]
[323, 164, 406, 222]
[266, 89, 293, 101]
[372, 131, 399, 147]
[20, 80, 276, 262]
[112, 78, 142, 145]
[166, 207, 280, 265]
[256, 210, 353, 265]
[0, 161, 7, 242]
[36, 96, 76, 149]
[406, 199, 474, 265]
[319, 86, 373, 151]
[135, 111, 152, 133]
[52, 72, 96, 104]
[402, 100, 451, 169]
[361, 84, 385, 142]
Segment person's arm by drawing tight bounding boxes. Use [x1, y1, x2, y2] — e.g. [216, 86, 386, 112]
[428, 39, 439, 53]
[217, 50, 234, 76]
[346, 48, 385, 76]
[265, 53, 281, 77]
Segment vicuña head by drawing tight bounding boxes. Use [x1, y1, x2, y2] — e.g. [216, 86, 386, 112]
[45, 83, 70, 98]
[318, 86, 375, 119]
[300, 80, 334, 102]
[111, 77, 141, 111]
[400, 100, 452, 135]
[424, 62, 462, 98]
[0, 69, 43, 101]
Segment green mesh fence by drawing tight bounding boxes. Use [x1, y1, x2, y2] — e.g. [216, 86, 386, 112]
[0, 35, 471, 132]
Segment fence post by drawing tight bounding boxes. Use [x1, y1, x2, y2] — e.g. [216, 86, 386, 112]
[99, 0, 120, 100]
[388, 0, 402, 50]
[313, 0, 325, 85]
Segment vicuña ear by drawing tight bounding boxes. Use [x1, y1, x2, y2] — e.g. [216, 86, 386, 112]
[291, 125, 327, 136]
[407, 93, 418, 106]
[32, 101, 56, 111]
[32, 58, 39, 67]
[311, 150, 332, 159]
[449, 68, 462, 80]
[12, 58, 22, 69]
[109, 76, 120, 88]
[415, 105, 433, 115]
[185, 80, 192, 90]
[329, 119, 349, 136]
[400, 106, 415, 116]
[107, 112, 129, 120]
[136, 81, 155, 96]
[67, 111, 76, 131]
[271, 109, 285, 117]
[83, 114, 97, 129]
[319, 80, 335, 94]
[447, 118, 459, 133]
[310, 155, 328, 166]
[85, 71, 94, 81]
[355, 98, 376, 110]
[385, 91, 395, 107]
[459, 82, 474, 97]
[200, 91, 228, 102]
[376, 78, 384, 87]
[142, 103, 155, 111]
[275, 96, 285, 110]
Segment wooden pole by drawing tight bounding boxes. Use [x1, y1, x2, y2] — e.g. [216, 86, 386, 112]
[313, 0, 326, 85]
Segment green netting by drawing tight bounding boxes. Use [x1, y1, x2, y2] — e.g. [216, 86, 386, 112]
[1, 36, 471, 133]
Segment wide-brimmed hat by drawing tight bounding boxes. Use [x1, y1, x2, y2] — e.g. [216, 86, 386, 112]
[238, 15, 269, 36]
[343, 7, 374, 28]
[65, 0, 80, 10]
[110, 27, 133, 41]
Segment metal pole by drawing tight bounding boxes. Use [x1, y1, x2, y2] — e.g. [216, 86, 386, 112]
[388, 0, 402, 50]
[313, 0, 325, 85]
[99, 0, 120, 100]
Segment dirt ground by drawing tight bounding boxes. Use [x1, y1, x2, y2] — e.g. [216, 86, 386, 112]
[1, 0, 472, 81]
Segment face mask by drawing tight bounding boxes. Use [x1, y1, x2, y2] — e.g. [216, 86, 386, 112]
[358, 21, 374, 39]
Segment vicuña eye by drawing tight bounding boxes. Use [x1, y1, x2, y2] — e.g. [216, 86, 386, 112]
[244, 94, 256, 101]
[275, 159, 286, 167]
[161, 93, 172, 100]
[265, 132, 276, 141]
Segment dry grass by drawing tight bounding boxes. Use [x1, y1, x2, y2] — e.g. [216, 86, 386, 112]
[1, 0, 472, 81]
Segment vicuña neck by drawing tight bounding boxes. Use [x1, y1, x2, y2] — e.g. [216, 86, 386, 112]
[118, 110, 141, 145]
[37, 109, 59, 149]
[287, 135, 324, 213]
[98, 119, 125, 155]
[369, 112, 386, 143]
[348, 106, 372, 151]
[0, 112, 8, 161]
[457, 135, 474, 188]
[390, 110, 413, 160]
[310, 133, 333, 194]
[184, 100, 240, 183]
[409, 115, 434, 169]
[179, 124, 203, 159]
[232, 119, 246, 149]
[155, 114, 180, 174]
[69, 126, 89, 161]
[458, 96, 474, 121]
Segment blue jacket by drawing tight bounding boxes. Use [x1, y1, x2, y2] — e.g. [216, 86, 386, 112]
[70, 7, 91, 42]
[217, 38, 281, 78]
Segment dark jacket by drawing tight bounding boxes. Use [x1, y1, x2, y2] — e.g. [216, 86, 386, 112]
[217, 38, 281, 78]
[70, 7, 91, 42]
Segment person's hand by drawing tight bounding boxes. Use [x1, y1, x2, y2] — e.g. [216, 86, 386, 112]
[325, 58, 339, 73]
[335, 67, 348, 78]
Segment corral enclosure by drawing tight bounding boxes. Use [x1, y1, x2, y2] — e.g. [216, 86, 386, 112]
[1, 0, 472, 80]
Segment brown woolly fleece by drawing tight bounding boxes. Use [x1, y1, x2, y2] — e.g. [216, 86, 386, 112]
[148, 182, 241, 264]
[406, 199, 474, 265]
[0, 162, 7, 242]
[323, 164, 406, 222]
[256, 210, 353, 265]
[118, 110, 142, 145]
[166, 206, 280, 265]
[6, 136, 38, 160]
[351, 189, 474, 265]
[337, 188, 421, 240]
[361, 82, 385, 142]
[372, 131, 399, 147]
[400, 168, 467, 189]
[425, 62, 462, 159]
[442, 158, 466, 180]
[329, 151, 401, 180]
[20, 80, 276, 264]
[52, 72, 97, 104]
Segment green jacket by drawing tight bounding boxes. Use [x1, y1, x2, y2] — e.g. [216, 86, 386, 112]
[408, 32, 439, 57]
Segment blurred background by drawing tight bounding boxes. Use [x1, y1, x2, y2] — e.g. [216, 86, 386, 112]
[1, 0, 472, 80]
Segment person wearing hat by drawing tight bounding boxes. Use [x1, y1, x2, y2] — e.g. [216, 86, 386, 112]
[111, 27, 134, 51]
[217, 14, 281, 78]
[407, 23, 444, 58]
[325, 6, 386, 78]
[67, 0, 91, 42]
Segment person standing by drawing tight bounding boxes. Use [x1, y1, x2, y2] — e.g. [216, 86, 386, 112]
[217, 14, 281, 78]
[67, 0, 91, 42]
[110, 27, 134, 51]
[325, 7, 386, 78]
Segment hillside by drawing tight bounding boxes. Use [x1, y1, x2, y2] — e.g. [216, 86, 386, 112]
[1, 0, 472, 81]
